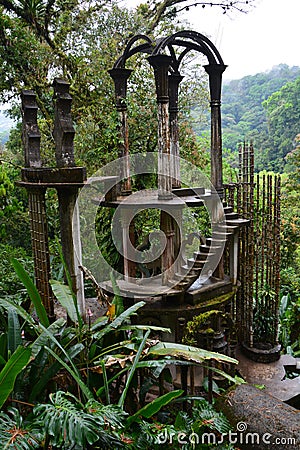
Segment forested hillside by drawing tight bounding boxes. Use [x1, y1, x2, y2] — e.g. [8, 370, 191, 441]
[220, 64, 300, 171]
[0, 110, 14, 144]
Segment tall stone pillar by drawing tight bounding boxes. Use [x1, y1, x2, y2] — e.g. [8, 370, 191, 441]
[21, 90, 55, 319]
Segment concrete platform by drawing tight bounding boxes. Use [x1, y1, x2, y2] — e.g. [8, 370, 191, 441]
[236, 346, 300, 404]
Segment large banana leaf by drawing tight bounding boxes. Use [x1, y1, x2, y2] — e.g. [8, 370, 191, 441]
[118, 329, 150, 408]
[126, 389, 184, 427]
[11, 258, 49, 328]
[95, 360, 192, 397]
[37, 327, 91, 401]
[0, 346, 31, 409]
[92, 301, 146, 338]
[0, 298, 36, 328]
[44, 346, 93, 401]
[55, 240, 83, 329]
[119, 325, 171, 333]
[50, 280, 78, 323]
[0, 333, 7, 362]
[7, 308, 21, 354]
[31, 318, 66, 358]
[148, 342, 238, 365]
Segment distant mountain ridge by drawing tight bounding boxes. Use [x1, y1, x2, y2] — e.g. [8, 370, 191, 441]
[220, 64, 300, 171]
[1, 65, 300, 171]
[222, 64, 300, 127]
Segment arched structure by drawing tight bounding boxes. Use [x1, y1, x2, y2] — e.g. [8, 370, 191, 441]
[105, 30, 249, 306]
[16, 30, 281, 361]
[110, 30, 227, 197]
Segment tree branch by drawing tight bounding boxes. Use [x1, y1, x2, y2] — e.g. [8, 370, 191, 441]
[146, 0, 255, 32]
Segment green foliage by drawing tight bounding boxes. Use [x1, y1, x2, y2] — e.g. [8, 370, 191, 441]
[95, 208, 122, 278]
[125, 398, 234, 449]
[253, 285, 277, 344]
[263, 77, 300, 171]
[192, 398, 232, 435]
[34, 391, 124, 449]
[279, 136, 300, 310]
[148, 342, 237, 366]
[0, 244, 33, 303]
[11, 258, 49, 327]
[218, 64, 300, 171]
[183, 310, 224, 346]
[50, 279, 78, 323]
[0, 346, 31, 409]
[280, 214, 300, 270]
[0, 163, 30, 250]
[0, 407, 42, 449]
[0, 259, 241, 449]
[7, 308, 22, 355]
[1, 0, 212, 178]
[126, 389, 184, 427]
[118, 329, 151, 409]
[279, 292, 300, 354]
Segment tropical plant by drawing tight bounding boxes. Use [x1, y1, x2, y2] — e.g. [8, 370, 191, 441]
[253, 284, 277, 345]
[0, 260, 239, 449]
[123, 397, 235, 449]
[34, 391, 126, 449]
[0, 244, 33, 303]
[0, 407, 42, 449]
[279, 292, 300, 355]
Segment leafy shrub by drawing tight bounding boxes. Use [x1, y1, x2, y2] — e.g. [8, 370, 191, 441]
[0, 244, 33, 303]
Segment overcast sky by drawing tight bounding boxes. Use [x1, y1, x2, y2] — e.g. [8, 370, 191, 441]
[125, 0, 300, 80]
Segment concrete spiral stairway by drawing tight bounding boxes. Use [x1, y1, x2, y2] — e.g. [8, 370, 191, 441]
[167, 204, 249, 294]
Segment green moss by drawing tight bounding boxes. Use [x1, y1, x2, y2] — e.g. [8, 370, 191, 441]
[183, 300, 236, 347]
[183, 310, 221, 345]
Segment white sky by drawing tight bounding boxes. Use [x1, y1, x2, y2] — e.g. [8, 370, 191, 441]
[125, 0, 300, 80]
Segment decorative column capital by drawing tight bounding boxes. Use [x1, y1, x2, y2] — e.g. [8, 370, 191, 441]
[108, 68, 132, 111]
[148, 54, 173, 103]
[204, 64, 227, 101]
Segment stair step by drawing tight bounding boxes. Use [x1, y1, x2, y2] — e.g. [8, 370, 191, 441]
[200, 245, 221, 253]
[194, 251, 215, 260]
[181, 265, 202, 275]
[223, 206, 233, 214]
[187, 258, 206, 269]
[214, 224, 238, 234]
[167, 279, 190, 290]
[184, 198, 205, 207]
[225, 212, 239, 220]
[206, 237, 227, 246]
[174, 272, 198, 281]
[226, 218, 250, 227]
[211, 231, 233, 239]
[172, 187, 205, 196]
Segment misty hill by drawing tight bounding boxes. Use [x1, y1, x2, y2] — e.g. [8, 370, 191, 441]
[192, 64, 300, 172]
[220, 64, 300, 171]
[0, 110, 14, 144]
